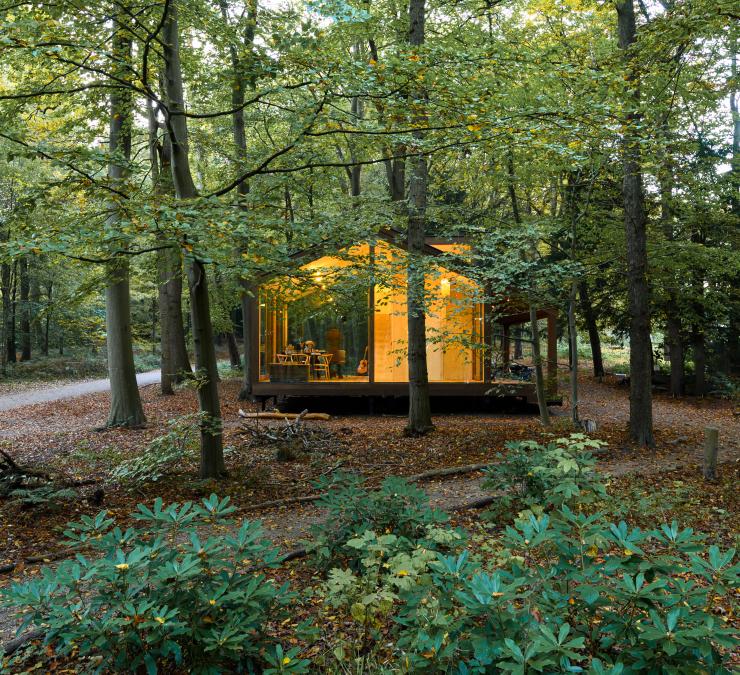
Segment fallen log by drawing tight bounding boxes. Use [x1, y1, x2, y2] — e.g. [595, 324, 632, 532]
[238, 410, 331, 421]
[2, 628, 45, 656]
[405, 463, 491, 482]
[245, 462, 493, 512]
[452, 495, 497, 511]
[1, 551, 68, 575]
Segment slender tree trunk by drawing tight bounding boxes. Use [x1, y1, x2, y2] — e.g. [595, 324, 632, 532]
[578, 281, 604, 378]
[658, 137, 684, 396]
[163, 0, 224, 477]
[568, 282, 579, 426]
[729, 45, 740, 374]
[2, 261, 14, 364]
[405, 0, 433, 435]
[29, 267, 40, 354]
[43, 281, 51, 356]
[691, 256, 707, 396]
[19, 256, 30, 361]
[9, 260, 17, 361]
[148, 97, 191, 395]
[617, 0, 653, 446]
[514, 328, 523, 359]
[219, 0, 258, 399]
[692, 327, 706, 396]
[226, 330, 241, 368]
[508, 149, 549, 425]
[530, 308, 550, 426]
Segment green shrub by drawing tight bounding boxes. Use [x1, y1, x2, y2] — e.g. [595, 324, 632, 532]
[110, 413, 201, 483]
[3, 494, 301, 674]
[393, 509, 738, 673]
[481, 434, 607, 519]
[7, 485, 78, 510]
[308, 472, 455, 569]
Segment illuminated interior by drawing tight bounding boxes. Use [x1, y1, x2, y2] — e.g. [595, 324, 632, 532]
[258, 240, 484, 384]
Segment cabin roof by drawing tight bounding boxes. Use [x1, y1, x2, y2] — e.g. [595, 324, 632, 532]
[256, 227, 460, 282]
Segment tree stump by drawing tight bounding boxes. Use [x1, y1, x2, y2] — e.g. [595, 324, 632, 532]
[702, 426, 719, 481]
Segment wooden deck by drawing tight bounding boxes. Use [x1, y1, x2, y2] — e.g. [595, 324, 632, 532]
[253, 379, 557, 405]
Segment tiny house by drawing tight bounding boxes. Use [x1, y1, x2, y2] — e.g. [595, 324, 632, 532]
[246, 230, 558, 406]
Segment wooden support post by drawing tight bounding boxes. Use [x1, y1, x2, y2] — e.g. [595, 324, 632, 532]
[368, 245, 376, 384]
[483, 303, 493, 382]
[703, 426, 719, 481]
[546, 310, 557, 395]
[502, 323, 510, 369]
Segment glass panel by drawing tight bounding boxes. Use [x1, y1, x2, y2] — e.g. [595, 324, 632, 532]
[373, 242, 483, 383]
[259, 248, 371, 383]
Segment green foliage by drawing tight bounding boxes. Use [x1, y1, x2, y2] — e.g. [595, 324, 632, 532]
[321, 530, 446, 659]
[392, 511, 738, 673]
[8, 485, 77, 510]
[481, 434, 608, 519]
[3, 494, 294, 674]
[110, 413, 201, 483]
[308, 472, 456, 569]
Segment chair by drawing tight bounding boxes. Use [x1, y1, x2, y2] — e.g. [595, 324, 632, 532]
[292, 354, 310, 365]
[276, 354, 289, 363]
[314, 353, 332, 379]
[331, 349, 346, 378]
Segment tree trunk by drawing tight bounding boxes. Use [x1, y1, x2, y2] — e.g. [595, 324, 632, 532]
[514, 328, 523, 359]
[530, 307, 550, 426]
[2, 261, 14, 365]
[106, 259, 145, 427]
[568, 282, 579, 426]
[19, 256, 30, 361]
[578, 281, 604, 377]
[405, 0, 433, 435]
[226, 330, 241, 368]
[218, 0, 258, 399]
[43, 281, 51, 357]
[148, 96, 192, 395]
[692, 327, 706, 396]
[507, 149, 549, 425]
[104, 20, 145, 428]
[29, 267, 40, 355]
[617, 0, 653, 446]
[658, 130, 684, 396]
[729, 44, 740, 374]
[163, 0, 224, 477]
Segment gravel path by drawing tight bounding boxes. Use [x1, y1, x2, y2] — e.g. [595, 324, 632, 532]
[0, 370, 161, 412]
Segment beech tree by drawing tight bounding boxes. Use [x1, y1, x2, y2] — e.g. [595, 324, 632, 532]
[617, 0, 654, 446]
[405, 0, 433, 435]
[161, 0, 225, 478]
[104, 12, 145, 428]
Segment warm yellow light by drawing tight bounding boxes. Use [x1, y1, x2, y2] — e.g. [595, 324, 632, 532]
[441, 278, 449, 285]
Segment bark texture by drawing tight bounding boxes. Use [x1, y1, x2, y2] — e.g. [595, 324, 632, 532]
[578, 281, 604, 378]
[617, 0, 654, 446]
[163, 0, 224, 477]
[19, 256, 30, 361]
[405, 0, 433, 435]
[219, 0, 258, 399]
[148, 96, 192, 394]
[105, 19, 145, 428]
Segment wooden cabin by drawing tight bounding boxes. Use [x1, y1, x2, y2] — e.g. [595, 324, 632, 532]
[246, 231, 558, 407]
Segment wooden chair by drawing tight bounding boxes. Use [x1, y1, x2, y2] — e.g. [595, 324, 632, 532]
[314, 353, 332, 379]
[276, 354, 289, 363]
[292, 354, 310, 365]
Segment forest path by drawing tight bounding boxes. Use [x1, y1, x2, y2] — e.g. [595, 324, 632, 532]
[0, 370, 161, 412]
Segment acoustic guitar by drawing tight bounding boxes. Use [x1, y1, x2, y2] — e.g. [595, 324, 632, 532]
[356, 346, 369, 375]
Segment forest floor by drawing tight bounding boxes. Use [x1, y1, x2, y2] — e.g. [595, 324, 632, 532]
[0, 372, 738, 648]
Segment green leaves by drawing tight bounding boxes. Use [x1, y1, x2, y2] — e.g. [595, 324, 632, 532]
[3, 495, 298, 673]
